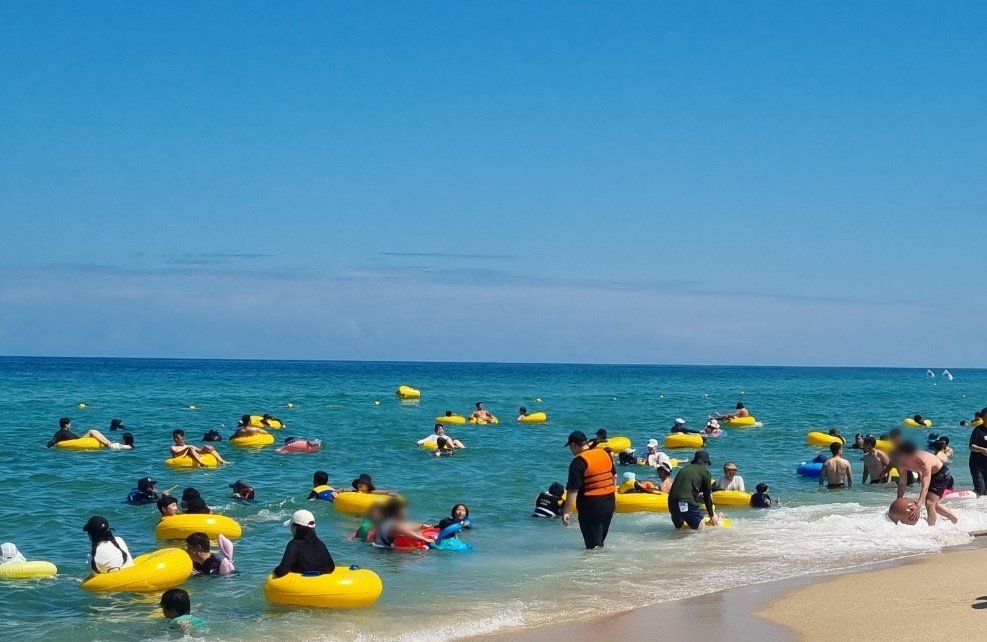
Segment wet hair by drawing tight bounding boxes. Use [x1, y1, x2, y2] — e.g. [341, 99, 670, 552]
[185, 532, 210, 552]
[181, 488, 201, 503]
[185, 497, 210, 514]
[755, 483, 768, 493]
[548, 482, 565, 497]
[157, 495, 177, 514]
[475, 402, 483, 409]
[436, 436, 451, 450]
[59, 417, 71, 428]
[863, 436, 877, 448]
[450, 503, 469, 519]
[433, 425, 443, 433]
[879, 433, 889, 440]
[854, 433, 863, 440]
[829, 442, 842, 455]
[939, 435, 950, 445]
[897, 441, 919, 456]
[172, 429, 185, 438]
[313, 471, 328, 486]
[160, 588, 191, 617]
[444, 411, 453, 417]
[122, 432, 134, 447]
[933, 440, 948, 454]
[913, 415, 924, 423]
[889, 428, 902, 439]
[736, 402, 745, 409]
[240, 414, 251, 425]
[519, 407, 527, 414]
[381, 497, 406, 519]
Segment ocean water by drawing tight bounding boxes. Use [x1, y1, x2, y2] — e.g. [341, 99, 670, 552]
[1, 357, 986, 641]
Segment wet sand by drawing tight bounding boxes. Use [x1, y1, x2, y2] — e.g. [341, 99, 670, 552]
[471, 540, 987, 642]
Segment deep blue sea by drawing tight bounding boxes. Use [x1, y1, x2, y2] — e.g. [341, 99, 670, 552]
[1, 357, 985, 641]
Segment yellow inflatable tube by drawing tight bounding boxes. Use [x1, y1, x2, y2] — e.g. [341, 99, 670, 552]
[903, 418, 933, 427]
[164, 453, 219, 468]
[518, 412, 548, 424]
[155, 514, 243, 540]
[974, 418, 984, 428]
[55, 437, 102, 450]
[332, 492, 395, 516]
[435, 415, 466, 425]
[0, 561, 57, 579]
[875, 439, 894, 453]
[681, 516, 733, 530]
[711, 490, 752, 507]
[664, 433, 704, 449]
[596, 436, 632, 452]
[806, 431, 844, 448]
[230, 433, 275, 448]
[469, 415, 499, 424]
[725, 416, 757, 427]
[248, 415, 284, 429]
[396, 386, 421, 399]
[615, 492, 668, 513]
[264, 568, 383, 608]
[80, 548, 192, 593]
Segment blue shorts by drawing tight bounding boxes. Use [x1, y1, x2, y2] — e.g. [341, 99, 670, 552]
[669, 501, 703, 530]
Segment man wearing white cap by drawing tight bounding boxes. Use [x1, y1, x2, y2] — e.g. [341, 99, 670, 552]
[670, 418, 702, 435]
[272, 509, 335, 578]
[643, 439, 672, 468]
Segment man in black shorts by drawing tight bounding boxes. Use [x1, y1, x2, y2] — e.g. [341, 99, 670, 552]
[894, 441, 958, 526]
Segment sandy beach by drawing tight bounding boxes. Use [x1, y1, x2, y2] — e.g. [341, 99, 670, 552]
[473, 540, 987, 642]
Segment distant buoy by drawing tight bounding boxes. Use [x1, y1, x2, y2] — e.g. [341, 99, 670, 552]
[612, 397, 617, 401]
[77, 402, 87, 409]
[659, 395, 664, 400]
[188, 404, 197, 410]
[287, 402, 294, 408]
[535, 398, 542, 403]
[374, 400, 381, 406]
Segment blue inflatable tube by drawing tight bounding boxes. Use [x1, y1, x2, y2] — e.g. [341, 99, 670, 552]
[797, 455, 827, 477]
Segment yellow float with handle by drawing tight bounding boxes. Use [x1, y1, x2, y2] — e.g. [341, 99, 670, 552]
[263, 567, 383, 608]
[332, 492, 396, 516]
[681, 516, 733, 530]
[518, 412, 548, 424]
[155, 514, 243, 540]
[164, 453, 219, 468]
[0, 561, 57, 580]
[615, 492, 668, 513]
[664, 433, 704, 449]
[903, 418, 933, 427]
[806, 431, 844, 448]
[396, 386, 421, 400]
[596, 436, 632, 452]
[80, 547, 192, 593]
[230, 433, 275, 448]
[435, 415, 466, 425]
[55, 437, 102, 450]
[711, 490, 752, 507]
[725, 416, 757, 427]
[469, 415, 499, 424]
[247, 415, 284, 429]
[875, 439, 894, 453]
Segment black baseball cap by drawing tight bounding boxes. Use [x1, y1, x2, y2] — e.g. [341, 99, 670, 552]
[83, 515, 110, 534]
[564, 431, 588, 447]
[229, 480, 252, 490]
[691, 450, 711, 465]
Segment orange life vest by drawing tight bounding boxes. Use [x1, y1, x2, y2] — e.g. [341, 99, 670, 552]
[577, 448, 616, 496]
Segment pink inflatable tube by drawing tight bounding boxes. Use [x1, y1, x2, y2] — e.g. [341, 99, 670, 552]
[276, 438, 322, 454]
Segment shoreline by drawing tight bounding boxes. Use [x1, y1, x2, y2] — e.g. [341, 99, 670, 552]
[469, 539, 987, 642]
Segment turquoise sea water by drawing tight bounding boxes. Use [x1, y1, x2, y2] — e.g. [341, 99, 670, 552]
[2, 357, 986, 641]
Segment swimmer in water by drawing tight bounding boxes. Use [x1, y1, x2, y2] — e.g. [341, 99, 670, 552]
[348, 473, 396, 496]
[46, 417, 116, 448]
[894, 441, 958, 525]
[861, 436, 890, 484]
[157, 495, 179, 517]
[850, 433, 864, 450]
[888, 497, 922, 525]
[373, 499, 436, 547]
[750, 483, 773, 508]
[716, 402, 750, 420]
[417, 425, 465, 449]
[670, 418, 702, 435]
[532, 482, 566, 518]
[470, 402, 495, 423]
[230, 417, 270, 440]
[161, 588, 206, 634]
[83, 515, 134, 574]
[185, 532, 224, 576]
[433, 436, 456, 457]
[307, 471, 336, 501]
[229, 480, 255, 501]
[127, 477, 162, 505]
[819, 442, 852, 489]
[171, 429, 228, 466]
[656, 463, 673, 493]
[437, 503, 472, 533]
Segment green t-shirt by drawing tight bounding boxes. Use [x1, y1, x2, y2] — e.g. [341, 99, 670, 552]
[667, 464, 712, 508]
[172, 614, 206, 631]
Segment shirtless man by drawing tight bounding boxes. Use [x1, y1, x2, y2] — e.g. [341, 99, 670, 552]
[861, 436, 890, 484]
[717, 402, 750, 420]
[470, 402, 495, 423]
[417, 425, 465, 449]
[171, 429, 228, 466]
[819, 442, 852, 489]
[894, 441, 958, 525]
[230, 422, 270, 440]
[45, 417, 116, 448]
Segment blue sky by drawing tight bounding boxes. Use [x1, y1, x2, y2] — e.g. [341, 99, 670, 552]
[1, 2, 985, 365]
